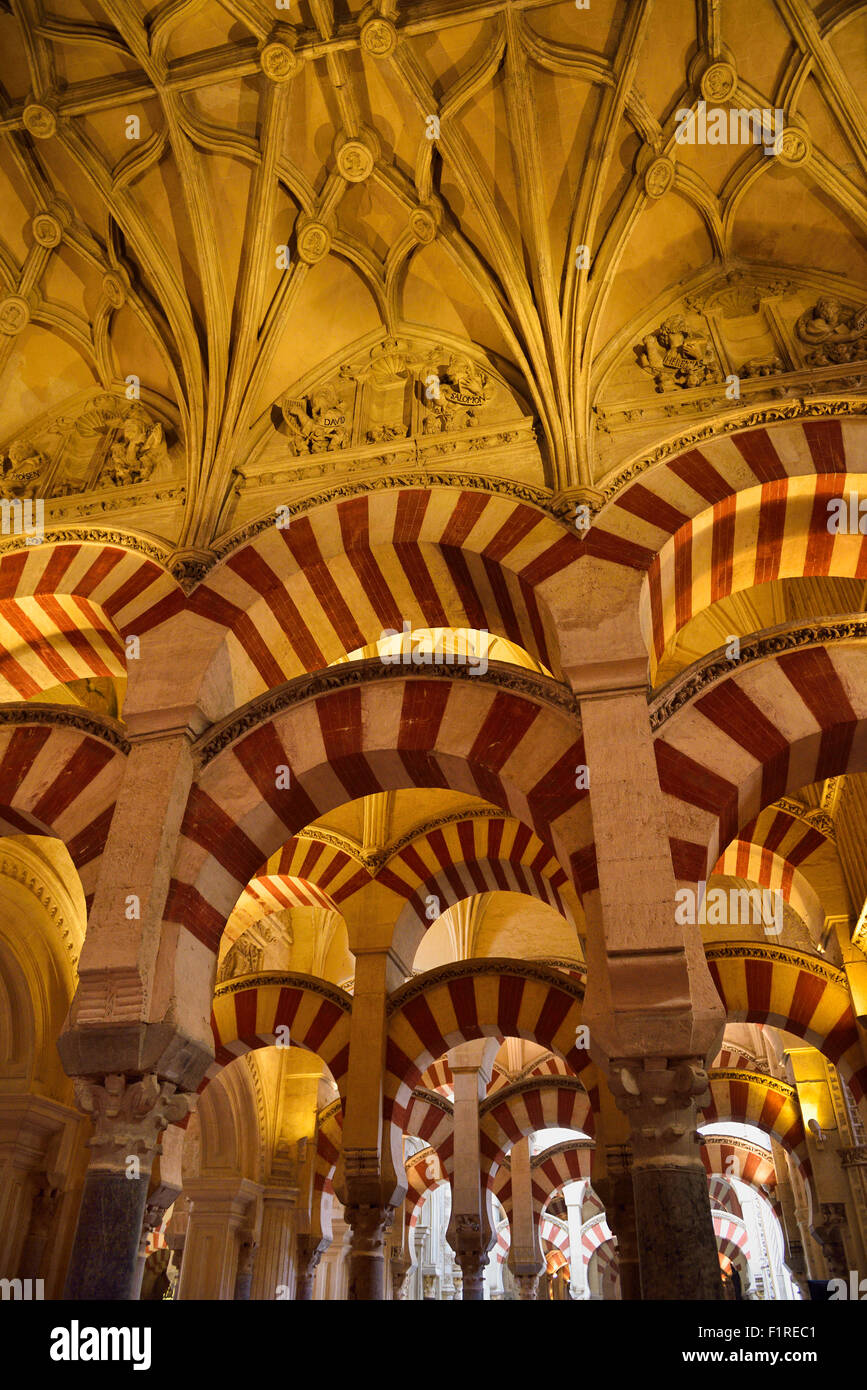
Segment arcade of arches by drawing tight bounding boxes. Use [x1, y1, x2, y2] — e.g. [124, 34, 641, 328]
[1, 0, 867, 1303]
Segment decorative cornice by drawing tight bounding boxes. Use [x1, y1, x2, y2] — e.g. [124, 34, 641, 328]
[0, 702, 130, 753]
[701, 1133, 778, 1165]
[409, 1088, 454, 1117]
[529, 1137, 594, 1169]
[709, 1067, 796, 1101]
[213, 467, 562, 562]
[0, 526, 174, 569]
[197, 658, 579, 766]
[480, 1074, 589, 1118]
[213, 970, 352, 1013]
[597, 397, 867, 513]
[773, 797, 836, 842]
[650, 615, 867, 729]
[388, 956, 585, 1017]
[705, 940, 846, 988]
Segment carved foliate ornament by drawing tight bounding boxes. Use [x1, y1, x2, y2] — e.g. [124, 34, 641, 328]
[295, 218, 332, 264]
[773, 126, 811, 165]
[643, 156, 675, 198]
[32, 212, 63, 248]
[74, 1073, 196, 1168]
[260, 30, 301, 83]
[0, 440, 45, 497]
[360, 13, 398, 57]
[102, 269, 129, 309]
[700, 61, 737, 102]
[22, 103, 56, 139]
[0, 294, 31, 336]
[409, 207, 438, 243]
[335, 130, 379, 182]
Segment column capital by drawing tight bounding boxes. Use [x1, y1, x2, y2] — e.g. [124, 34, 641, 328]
[74, 1072, 195, 1170]
[608, 1057, 709, 1159]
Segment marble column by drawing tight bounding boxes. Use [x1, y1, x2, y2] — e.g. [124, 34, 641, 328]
[609, 1059, 724, 1301]
[294, 1232, 328, 1301]
[594, 1146, 641, 1300]
[446, 1040, 495, 1300]
[563, 1181, 587, 1299]
[63, 1074, 194, 1300]
[344, 1203, 393, 1301]
[507, 1137, 544, 1297]
[336, 947, 406, 1300]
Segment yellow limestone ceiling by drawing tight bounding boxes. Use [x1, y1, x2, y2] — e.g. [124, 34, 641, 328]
[0, 0, 865, 561]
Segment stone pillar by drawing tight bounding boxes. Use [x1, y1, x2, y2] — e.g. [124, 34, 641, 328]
[594, 1146, 641, 1300]
[18, 1182, 61, 1283]
[234, 1235, 257, 1300]
[563, 1181, 587, 1299]
[507, 1136, 544, 1297]
[771, 1140, 810, 1298]
[294, 1231, 327, 1301]
[336, 945, 407, 1300]
[391, 1253, 411, 1299]
[446, 1040, 495, 1299]
[609, 1059, 724, 1301]
[812, 1203, 849, 1280]
[248, 1191, 297, 1299]
[177, 1178, 261, 1300]
[343, 1202, 393, 1301]
[63, 1074, 193, 1300]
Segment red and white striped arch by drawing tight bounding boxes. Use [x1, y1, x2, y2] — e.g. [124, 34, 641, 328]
[384, 961, 592, 1128]
[706, 943, 867, 1101]
[256, 837, 370, 904]
[642, 472, 867, 673]
[191, 488, 583, 706]
[418, 1058, 454, 1099]
[585, 418, 866, 573]
[479, 1077, 594, 1174]
[713, 1211, 751, 1267]
[168, 673, 589, 952]
[704, 1069, 812, 1182]
[381, 815, 578, 936]
[204, 974, 352, 1098]
[533, 1141, 594, 1219]
[0, 543, 181, 700]
[405, 1146, 451, 1227]
[654, 643, 867, 880]
[0, 719, 126, 906]
[404, 1089, 455, 1158]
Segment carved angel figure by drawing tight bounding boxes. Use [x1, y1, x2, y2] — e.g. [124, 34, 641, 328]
[796, 297, 867, 365]
[101, 418, 167, 487]
[0, 441, 44, 498]
[281, 384, 351, 454]
[637, 315, 721, 392]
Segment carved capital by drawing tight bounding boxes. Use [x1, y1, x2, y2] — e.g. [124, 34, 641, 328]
[608, 1057, 709, 1163]
[74, 1073, 196, 1169]
[345, 1203, 393, 1253]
